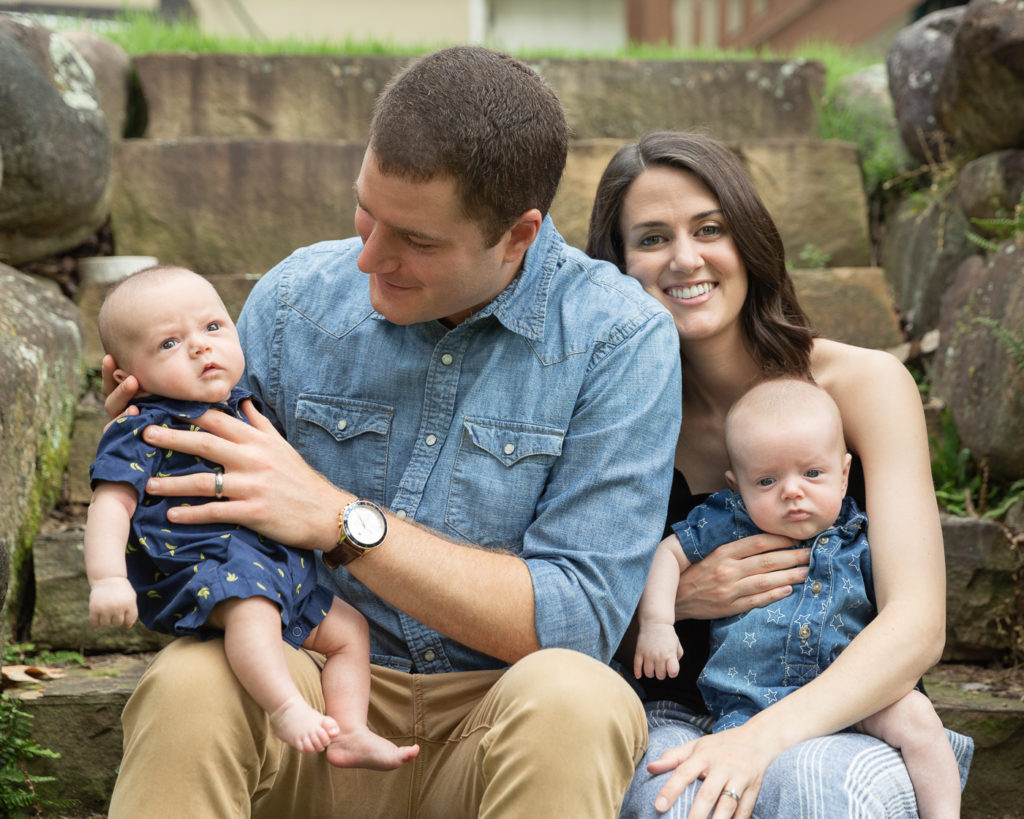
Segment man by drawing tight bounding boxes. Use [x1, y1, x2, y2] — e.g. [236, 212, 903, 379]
[105, 46, 681, 817]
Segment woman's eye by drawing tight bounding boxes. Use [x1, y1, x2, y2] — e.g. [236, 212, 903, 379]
[696, 224, 722, 238]
[637, 234, 664, 248]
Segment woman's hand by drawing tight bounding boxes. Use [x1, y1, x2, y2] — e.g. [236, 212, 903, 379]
[648, 722, 779, 818]
[674, 533, 808, 621]
[141, 399, 344, 550]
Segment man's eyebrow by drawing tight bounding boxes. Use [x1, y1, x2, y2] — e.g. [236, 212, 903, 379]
[353, 188, 447, 244]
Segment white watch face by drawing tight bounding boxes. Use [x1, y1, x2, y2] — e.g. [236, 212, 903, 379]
[347, 503, 385, 546]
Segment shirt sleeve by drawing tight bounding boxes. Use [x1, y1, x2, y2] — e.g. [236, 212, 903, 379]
[525, 306, 681, 663]
[236, 260, 285, 433]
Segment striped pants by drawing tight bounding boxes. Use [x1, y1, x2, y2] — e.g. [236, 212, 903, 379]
[620, 701, 974, 818]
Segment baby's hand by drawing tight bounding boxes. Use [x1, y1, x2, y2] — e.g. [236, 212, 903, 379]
[89, 577, 138, 628]
[634, 622, 684, 680]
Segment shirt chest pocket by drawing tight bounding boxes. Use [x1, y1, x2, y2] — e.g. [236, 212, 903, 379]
[446, 417, 565, 548]
[294, 396, 393, 505]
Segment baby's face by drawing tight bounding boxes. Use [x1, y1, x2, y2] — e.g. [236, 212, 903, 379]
[124, 278, 244, 404]
[729, 412, 851, 542]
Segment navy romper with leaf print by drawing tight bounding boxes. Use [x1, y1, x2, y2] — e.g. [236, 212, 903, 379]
[89, 386, 334, 647]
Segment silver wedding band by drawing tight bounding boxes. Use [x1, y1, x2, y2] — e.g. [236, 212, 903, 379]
[214, 471, 224, 498]
[722, 787, 741, 802]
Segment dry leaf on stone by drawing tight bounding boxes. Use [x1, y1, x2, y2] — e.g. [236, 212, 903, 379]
[1, 664, 67, 684]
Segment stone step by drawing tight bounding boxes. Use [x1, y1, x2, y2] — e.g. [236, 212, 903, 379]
[4, 656, 1022, 817]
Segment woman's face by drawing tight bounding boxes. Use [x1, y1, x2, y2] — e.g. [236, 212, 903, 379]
[619, 165, 748, 344]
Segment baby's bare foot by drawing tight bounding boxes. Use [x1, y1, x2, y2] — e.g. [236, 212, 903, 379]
[326, 728, 420, 771]
[269, 696, 341, 753]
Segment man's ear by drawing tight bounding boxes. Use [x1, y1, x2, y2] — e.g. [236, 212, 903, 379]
[501, 208, 543, 265]
[725, 470, 739, 491]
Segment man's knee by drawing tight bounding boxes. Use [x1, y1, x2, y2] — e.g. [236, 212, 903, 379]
[498, 648, 646, 751]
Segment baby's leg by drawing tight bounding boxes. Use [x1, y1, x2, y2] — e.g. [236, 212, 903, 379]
[858, 690, 961, 819]
[304, 597, 419, 770]
[210, 597, 339, 753]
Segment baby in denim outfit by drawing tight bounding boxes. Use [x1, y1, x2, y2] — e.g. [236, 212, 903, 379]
[84, 265, 418, 770]
[635, 377, 960, 818]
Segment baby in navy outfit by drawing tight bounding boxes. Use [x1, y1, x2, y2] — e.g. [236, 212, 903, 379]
[85, 265, 418, 770]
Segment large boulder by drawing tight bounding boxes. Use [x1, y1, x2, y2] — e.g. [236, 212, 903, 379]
[942, 515, 1020, 662]
[0, 15, 111, 265]
[0, 263, 83, 639]
[886, 6, 964, 165]
[62, 29, 133, 140]
[878, 184, 974, 339]
[931, 244, 1024, 480]
[956, 150, 1024, 232]
[830, 63, 912, 190]
[935, 0, 1024, 161]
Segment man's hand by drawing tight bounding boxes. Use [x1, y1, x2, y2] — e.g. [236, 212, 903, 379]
[140, 399, 344, 551]
[674, 533, 809, 621]
[101, 353, 140, 423]
[89, 577, 138, 628]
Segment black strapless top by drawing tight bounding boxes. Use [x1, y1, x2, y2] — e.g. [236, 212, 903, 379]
[637, 457, 866, 710]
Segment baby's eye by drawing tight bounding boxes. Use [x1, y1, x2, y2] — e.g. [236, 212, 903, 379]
[160, 339, 178, 350]
[206, 321, 221, 332]
[805, 469, 821, 478]
[757, 477, 775, 488]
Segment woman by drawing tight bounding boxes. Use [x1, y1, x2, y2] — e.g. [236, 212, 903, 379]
[586, 131, 973, 818]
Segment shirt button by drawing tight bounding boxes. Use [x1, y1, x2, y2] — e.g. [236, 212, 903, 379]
[798, 624, 812, 640]
[503, 443, 515, 455]
[819, 536, 829, 546]
[811, 581, 823, 594]
[441, 353, 454, 365]
[396, 509, 407, 520]
[336, 418, 348, 431]
[423, 649, 436, 662]
[425, 434, 437, 446]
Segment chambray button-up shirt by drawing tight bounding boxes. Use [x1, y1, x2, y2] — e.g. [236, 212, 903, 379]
[237, 217, 681, 674]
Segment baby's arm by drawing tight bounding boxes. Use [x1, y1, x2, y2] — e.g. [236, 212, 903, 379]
[634, 535, 692, 679]
[84, 482, 140, 628]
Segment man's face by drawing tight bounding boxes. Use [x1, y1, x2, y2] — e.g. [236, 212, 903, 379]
[353, 149, 518, 327]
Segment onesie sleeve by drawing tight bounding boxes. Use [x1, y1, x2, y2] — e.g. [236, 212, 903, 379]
[89, 412, 159, 500]
[670, 489, 747, 565]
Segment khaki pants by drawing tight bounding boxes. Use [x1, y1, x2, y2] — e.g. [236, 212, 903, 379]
[108, 638, 647, 818]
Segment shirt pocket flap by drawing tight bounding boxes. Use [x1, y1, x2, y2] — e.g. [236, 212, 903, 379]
[463, 418, 564, 467]
[295, 396, 393, 443]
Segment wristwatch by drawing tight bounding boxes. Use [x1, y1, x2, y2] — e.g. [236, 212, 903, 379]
[322, 499, 387, 569]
